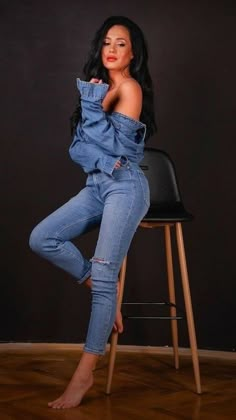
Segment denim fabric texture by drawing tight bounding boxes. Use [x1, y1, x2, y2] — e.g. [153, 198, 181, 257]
[69, 79, 146, 175]
[29, 80, 150, 355]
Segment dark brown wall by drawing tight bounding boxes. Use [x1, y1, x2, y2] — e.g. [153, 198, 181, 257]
[1, 0, 235, 350]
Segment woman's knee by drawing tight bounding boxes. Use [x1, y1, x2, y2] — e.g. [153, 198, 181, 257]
[29, 223, 47, 255]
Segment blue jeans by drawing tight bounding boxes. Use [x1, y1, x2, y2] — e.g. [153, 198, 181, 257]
[29, 163, 150, 355]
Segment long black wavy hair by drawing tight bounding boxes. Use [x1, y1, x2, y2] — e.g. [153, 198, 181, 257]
[70, 16, 157, 141]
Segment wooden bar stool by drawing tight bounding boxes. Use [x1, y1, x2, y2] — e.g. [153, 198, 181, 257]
[106, 147, 202, 395]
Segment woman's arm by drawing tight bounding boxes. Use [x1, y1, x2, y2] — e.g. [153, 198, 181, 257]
[69, 140, 121, 175]
[69, 79, 145, 175]
[77, 79, 143, 149]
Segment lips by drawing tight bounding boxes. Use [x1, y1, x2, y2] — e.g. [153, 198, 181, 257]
[107, 56, 117, 62]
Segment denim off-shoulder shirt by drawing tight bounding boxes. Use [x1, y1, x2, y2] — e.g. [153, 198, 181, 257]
[69, 79, 146, 175]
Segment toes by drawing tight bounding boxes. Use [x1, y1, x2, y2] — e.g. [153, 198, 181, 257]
[112, 322, 123, 334]
[53, 402, 64, 409]
[48, 398, 65, 409]
[48, 400, 57, 407]
[61, 402, 73, 409]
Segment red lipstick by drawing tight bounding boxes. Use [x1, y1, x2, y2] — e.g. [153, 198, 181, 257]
[107, 56, 117, 61]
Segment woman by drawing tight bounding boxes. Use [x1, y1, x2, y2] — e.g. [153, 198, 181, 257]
[29, 15, 157, 409]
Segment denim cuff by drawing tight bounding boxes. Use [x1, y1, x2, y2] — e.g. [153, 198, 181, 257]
[78, 264, 92, 285]
[100, 155, 121, 176]
[83, 344, 106, 356]
[77, 79, 109, 101]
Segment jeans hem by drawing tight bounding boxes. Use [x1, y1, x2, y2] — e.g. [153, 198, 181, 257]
[83, 345, 106, 356]
[78, 267, 92, 284]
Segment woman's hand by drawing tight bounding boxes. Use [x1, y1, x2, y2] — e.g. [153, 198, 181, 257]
[114, 160, 121, 169]
[89, 78, 103, 84]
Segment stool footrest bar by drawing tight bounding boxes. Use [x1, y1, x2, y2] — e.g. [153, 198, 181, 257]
[124, 316, 184, 320]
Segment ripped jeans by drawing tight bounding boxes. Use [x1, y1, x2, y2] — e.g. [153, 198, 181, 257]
[29, 163, 150, 355]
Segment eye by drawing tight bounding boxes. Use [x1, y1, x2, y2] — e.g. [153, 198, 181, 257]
[117, 43, 126, 47]
[103, 41, 110, 46]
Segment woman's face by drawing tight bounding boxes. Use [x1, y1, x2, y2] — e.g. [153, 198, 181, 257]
[101, 25, 134, 73]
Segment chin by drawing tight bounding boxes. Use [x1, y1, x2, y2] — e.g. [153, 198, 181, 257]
[104, 62, 118, 68]
[104, 64, 126, 72]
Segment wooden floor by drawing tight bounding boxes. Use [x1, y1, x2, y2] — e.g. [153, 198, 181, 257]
[0, 344, 235, 419]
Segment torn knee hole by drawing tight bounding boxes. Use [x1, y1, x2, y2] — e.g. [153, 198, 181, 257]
[90, 256, 110, 265]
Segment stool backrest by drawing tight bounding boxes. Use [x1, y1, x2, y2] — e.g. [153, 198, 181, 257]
[140, 148, 182, 205]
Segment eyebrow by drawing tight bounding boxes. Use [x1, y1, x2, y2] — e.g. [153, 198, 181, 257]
[104, 37, 127, 41]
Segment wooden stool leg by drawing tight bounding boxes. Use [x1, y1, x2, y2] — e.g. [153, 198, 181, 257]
[106, 256, 127, 394]
[164, 225, 179, 369]
[175, 223, 202, 394]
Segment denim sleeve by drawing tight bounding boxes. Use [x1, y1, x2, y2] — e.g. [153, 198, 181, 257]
[69, 140, 119, 175]
[77, 79, 145, 143]
[69, 79, 123, 175]
[69, 79, 144, 175]
[77, 79, 124, 151]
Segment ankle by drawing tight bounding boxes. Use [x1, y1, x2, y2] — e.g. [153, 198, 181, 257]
[73, 366, 93, 383]
[76, 353, 99, 378]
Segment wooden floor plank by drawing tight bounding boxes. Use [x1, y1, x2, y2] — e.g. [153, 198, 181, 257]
[0, 346, 235, 419]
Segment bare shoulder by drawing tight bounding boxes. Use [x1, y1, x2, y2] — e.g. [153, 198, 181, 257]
[114, 79, 143, 120]
[119, 78, 142, 95]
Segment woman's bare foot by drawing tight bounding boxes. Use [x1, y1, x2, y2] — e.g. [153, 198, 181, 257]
[113, 280, 123, 333]
[113, 306, 123, 333]
[84, 277, 123, 333]
[48, 368, 93, 409]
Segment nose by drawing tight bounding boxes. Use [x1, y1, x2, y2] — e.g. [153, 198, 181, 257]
[109, 43, 116, 52]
